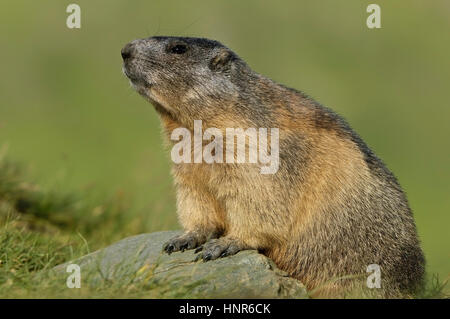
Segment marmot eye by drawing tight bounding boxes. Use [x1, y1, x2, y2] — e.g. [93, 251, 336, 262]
[170, 44, 187, 54]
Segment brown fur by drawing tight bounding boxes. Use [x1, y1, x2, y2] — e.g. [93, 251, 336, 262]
[122, 36, 425, 298]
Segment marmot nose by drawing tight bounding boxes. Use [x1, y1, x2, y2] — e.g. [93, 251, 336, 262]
[121, 43, 134, 60]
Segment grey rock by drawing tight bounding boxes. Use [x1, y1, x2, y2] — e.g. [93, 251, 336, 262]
[51, 231, 308, 298]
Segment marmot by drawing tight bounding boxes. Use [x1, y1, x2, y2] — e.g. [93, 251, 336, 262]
[121, 36, 425, 298]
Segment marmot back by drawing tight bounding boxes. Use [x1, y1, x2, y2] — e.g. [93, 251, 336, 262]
[122, 36, 425, 298]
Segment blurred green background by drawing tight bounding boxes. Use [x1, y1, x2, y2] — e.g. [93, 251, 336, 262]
[0, 0, 448, 284]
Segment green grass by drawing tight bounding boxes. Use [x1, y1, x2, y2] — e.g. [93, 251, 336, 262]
[0, 156, 172, 298]
[0, 156, 447, 298]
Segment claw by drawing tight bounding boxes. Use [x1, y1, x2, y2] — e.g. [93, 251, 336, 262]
[166, 244, 174, 254]
[203, 253, 212, 261]
[194, 246, 203, 253]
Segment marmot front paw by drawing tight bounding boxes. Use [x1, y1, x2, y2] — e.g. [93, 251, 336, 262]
[162, 232, 203, 254]
[194, 237, 247, 262]
[162, 230, 221, 254]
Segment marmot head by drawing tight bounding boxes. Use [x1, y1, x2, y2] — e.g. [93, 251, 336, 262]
[122, 36, 251, 124]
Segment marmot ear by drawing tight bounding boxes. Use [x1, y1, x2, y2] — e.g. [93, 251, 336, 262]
[209, 49, 234, 72]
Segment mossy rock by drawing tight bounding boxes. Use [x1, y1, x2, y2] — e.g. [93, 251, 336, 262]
[51, 231, 308, 298]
